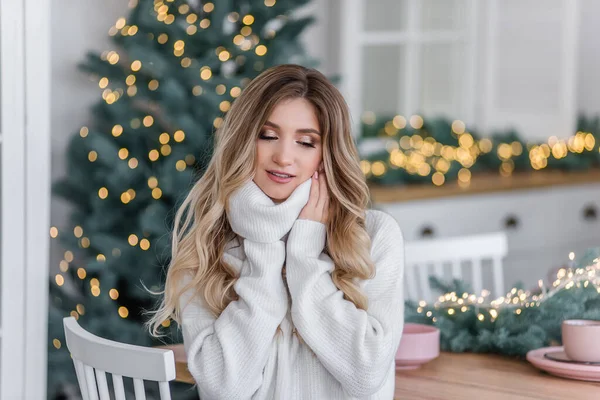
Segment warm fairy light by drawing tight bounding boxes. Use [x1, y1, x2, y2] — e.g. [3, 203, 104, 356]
[176, 160, 187, 171]
[192, 85, 203, 96]
[149, 150, 160, 161]
[255, 45, 267, 56]
[152, 188, 163, 199]
[109, 289, 119, 300]
[88, 151, 98, 162]
[230, 87, 241, 97]
[213, 117, 224, 128]
[371, 161, 386, 176]
[119, 307, 129, 318]
[131, 60, 142, 71]
[220, 101, 231, 112]
[265, 0, 276, 6]
[409, 115, 424, 129]
[160, 144, 172, 156]
[80, 127, 89, 138]
[148, 80, 159, 91]
[148, 176, 158, 189]
[158, 33, 168, 44]
[98, 187, 108, 199]
[53, 339, 61, 349]
[140, 238, 151, 250]
[451, 120, 466, 135]
[55, 275, 65, 286]
[181, 57, 192, 67]
[128, 234, 139, 246]
[200, 67, 212, 80]
[77, 268, 87, 279]
[143, 115, 154, 127]
[219, 50, 231, 61]
[203, 2, 214, 12]
[243, 15, 255, 25]
[97, 254, 106, 262]
[159, 133, 170, 144]
[119, 148, 129, 159]
[50, 227, 59, 238]
[112, 124, 123, 137]
[199, 19, 210, 29]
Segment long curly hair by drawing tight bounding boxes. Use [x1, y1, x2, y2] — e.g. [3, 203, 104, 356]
[147, 64, 375, 337]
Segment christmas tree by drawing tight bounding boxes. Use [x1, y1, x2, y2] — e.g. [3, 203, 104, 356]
[48, 0, 317, 397]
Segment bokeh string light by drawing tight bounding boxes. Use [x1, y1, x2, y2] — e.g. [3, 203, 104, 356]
[360, 113, 600, 186]
[414, 254, 600, 324]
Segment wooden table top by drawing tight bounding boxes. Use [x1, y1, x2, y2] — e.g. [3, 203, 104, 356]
[163, 345, 600, 399]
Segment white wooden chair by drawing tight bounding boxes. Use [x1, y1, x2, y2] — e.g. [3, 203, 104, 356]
[404, 231, 508, 302]
[62, 316, 176, 400]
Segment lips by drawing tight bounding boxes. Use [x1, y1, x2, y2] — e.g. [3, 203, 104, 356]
[267, 170, 295, 178]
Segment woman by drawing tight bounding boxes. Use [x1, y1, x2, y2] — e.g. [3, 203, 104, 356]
[148, 64, 405, 399]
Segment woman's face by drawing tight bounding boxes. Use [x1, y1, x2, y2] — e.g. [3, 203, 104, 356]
[254, 97, 323, 204]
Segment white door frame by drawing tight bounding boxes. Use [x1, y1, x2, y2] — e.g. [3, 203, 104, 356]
[1, 0, 51, 398]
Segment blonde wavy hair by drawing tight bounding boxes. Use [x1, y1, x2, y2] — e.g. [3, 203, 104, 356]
[147, 64, 375, 337]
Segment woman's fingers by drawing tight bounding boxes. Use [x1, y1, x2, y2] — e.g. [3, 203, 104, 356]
[309, 171, 320, 205]
[317, 171, 329, 221]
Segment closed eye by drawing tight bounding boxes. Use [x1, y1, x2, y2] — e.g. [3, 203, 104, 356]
[259, 134, 316, 148]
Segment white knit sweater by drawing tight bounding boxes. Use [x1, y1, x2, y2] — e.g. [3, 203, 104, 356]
[180, 177, 405, 399]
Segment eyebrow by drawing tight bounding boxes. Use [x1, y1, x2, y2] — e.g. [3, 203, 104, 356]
[264, 121, 321, 136]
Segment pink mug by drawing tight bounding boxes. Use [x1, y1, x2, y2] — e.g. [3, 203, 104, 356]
[562, 319, 600, 363]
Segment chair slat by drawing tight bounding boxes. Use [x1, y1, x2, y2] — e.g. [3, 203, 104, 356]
[417, 264, 432, 302]
[433, 262, 444, 279]
[471, 258, 483, 295]
[112, 374, 126, 400]
[95, 369, 110, 400]
[134, 378, 147, 400]
[405, 264, 419, 301]
[74, 359, 90, 400]
[451, 260, 461, 280]
[492, 256, 505, 297]
[159, 381, 171, 400]
[84, 365, 99, 400]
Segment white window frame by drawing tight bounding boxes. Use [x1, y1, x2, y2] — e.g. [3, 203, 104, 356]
[340, 0, 479, 136]
[1, 0, 51, 398]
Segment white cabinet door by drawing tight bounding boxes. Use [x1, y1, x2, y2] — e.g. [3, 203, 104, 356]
[0, 0, 51, 398]
[480, 0, 580, 140]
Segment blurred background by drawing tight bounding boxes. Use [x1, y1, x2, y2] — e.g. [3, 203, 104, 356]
[2, 0, 600, 398]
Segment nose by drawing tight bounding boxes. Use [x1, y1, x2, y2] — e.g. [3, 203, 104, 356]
[272, 140, 294, 166]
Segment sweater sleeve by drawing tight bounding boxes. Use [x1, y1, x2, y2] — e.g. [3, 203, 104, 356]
[285, 214, 405, 398]
[180, 239, 288, 399]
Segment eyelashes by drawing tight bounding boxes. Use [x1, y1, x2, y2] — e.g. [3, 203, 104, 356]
[259, 134, 316, 148]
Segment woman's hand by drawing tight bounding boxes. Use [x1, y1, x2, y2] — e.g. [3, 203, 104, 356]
[298, 169, 330, 224]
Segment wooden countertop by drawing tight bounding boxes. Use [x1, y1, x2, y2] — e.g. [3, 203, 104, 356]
[163, 344, 600, 399]
[368, 168, 600, 203]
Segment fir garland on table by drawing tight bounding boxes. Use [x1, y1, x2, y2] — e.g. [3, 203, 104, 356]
[404, 248, 600, 357]
[359, 114, 600, 186]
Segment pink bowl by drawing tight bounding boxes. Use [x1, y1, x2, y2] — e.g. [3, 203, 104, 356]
[395, 323, 440, 370]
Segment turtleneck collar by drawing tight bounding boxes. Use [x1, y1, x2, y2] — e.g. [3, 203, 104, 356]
[227, 177, 313, 243]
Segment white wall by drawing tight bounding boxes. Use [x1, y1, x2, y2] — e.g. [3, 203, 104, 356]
[577, 0, 600, 116]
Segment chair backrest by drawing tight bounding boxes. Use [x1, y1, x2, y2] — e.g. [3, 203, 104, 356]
[404, 231, 508, 302]
[62, 317, 176, 400]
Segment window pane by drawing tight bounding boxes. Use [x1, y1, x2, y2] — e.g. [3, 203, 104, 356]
[362, 45, 405, 115]
[421, 0, 466, 31]
[364, 0, 409, 32]
[419, 43, 465, 119]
